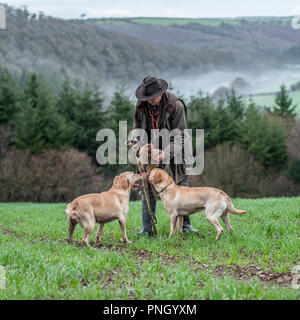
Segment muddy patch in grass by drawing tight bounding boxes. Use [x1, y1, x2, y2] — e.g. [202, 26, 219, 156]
[1, 227, 24, 239]
[98, 245, 176, 265]
[68, 240, 155, 263]
[76, 240, 177, 265]
[133, 248, 153, 262]
[80, 279, 89, 287]
[214, 264, 295, 286]
[97, 269, 119, 288]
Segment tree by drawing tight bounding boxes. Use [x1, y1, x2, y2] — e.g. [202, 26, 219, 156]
[213, 99, 238, 145]
[290, 81, 300, 92]
[102, 85, 135, 176]
[107, 84, 134, 133]
[57, 79, 106, 159]
[14, 74, 72, 154]
[23, 73, 39, 108]
[240, 102, 288, 169]
[187, 92, 238, 150]
[270, 84, 297, 118]
[0, 68, 20, 124]
[287, 159, 300, 184]
[226, 89, 245, 120]
[188, 92, 219, 149]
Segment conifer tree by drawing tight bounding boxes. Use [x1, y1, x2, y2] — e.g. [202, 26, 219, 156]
[188, 92, 237, 149]
[0, 68, 19, 124]
[271, 84, 297, 118]
[240, 101, 288, 169]
[108, 84, 134, 133]
[226, 89, 245, 120]
[23, 73, 40, 108]
[287, 159, 300, 184]
[188, 92, 218, 149]
[14, 73, 72, 153]
[103, 85, 135, 175]
[57, 79, 106, 159]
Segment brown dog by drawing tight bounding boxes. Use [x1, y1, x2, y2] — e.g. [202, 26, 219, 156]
[148, 168, 247, 240]
[65, 172, 142, 246]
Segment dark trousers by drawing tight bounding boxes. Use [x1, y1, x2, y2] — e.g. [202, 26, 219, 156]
[141, 175, 192, 233]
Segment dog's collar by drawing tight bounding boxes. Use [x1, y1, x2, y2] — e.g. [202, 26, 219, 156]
[158, 183, 173, 196]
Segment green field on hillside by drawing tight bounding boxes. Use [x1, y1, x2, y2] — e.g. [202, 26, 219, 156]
[0, 199, 299, 300]
[97, 16, 292, 26]
[96, 17, 239, 26]
[250, 90, 300, 115]
[131, 17, 239, 26]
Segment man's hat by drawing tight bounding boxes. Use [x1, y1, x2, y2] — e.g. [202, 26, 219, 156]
[135, 76, 168, 101]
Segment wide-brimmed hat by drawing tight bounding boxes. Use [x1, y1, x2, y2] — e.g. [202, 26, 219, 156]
[135, 76, 168, 101]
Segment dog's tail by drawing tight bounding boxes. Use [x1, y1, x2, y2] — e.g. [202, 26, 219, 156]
[226, 196, 247, 215]
[65, 203, 80, 218]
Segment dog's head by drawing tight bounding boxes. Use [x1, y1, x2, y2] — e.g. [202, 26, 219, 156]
[148, 168, 173, 192]
[136, 144, 162, 170]
[113, 172, 143, 191]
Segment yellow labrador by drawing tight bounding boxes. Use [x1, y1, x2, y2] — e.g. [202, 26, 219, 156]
[148, 168, 247, 240]
[66, 172, 142, 246]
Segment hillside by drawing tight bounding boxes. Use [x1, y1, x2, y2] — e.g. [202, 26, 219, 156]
[92, 16, 300, 68]
[0, 5, 203, 84]
[1, 5, 300, 86]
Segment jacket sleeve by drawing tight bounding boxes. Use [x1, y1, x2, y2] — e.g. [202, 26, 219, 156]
[133, 108, 141, 129]
[130, 108, 146, 156]
[163, 100, 187, 160]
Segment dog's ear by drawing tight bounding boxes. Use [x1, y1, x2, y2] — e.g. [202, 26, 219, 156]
[152, 170, 162, 184]
[113, 175, 130, 190]
[113, 176, 119, 185]
[120, 176, 130, 190]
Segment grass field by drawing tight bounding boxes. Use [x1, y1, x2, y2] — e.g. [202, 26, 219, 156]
[96, 17, 239, 26]
[250, 90, 300, 116]
[96, 16, 291, 26]
[0, 198, 299, 300]
[130, 17, 240, 26]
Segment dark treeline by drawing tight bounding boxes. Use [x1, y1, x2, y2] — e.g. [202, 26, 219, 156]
[0, 67, 299, 201]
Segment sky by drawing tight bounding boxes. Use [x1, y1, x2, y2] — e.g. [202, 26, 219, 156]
[2, 0, 300, 19]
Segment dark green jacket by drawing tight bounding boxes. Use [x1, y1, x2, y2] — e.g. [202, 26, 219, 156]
[133, 91, 188, 184]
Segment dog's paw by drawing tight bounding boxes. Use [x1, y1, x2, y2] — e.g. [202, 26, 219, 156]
[120, 238, 132, 244]
[215, 229, 224, 240]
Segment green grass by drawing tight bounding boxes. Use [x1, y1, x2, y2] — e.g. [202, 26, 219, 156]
[96, 16, 290, 26]
[0, 198, 300, 300]
[97, 17, 239, 26]
[130, 17, 240, 26]
[249, 90, 300, 116]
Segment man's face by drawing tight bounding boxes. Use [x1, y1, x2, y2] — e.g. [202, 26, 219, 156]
[148, 95, 162, 106]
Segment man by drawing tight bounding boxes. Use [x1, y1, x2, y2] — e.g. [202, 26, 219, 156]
[131, 76, 200, 236]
